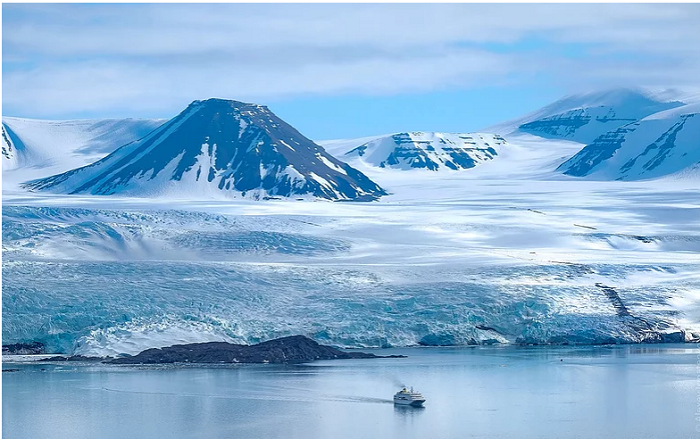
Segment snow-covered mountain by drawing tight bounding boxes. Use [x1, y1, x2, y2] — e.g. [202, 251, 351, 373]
[484, 87, 700, 180]
[489, 88, 686, 144]
[24, 98, 386, 201]
[342, 131, 506, 171]
[558, 102, 700, 180]
[2, 124, 19, 169]
[2, 117, 166, 188]
[2, 117, 165, 171]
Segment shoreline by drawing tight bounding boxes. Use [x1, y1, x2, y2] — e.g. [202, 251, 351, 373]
[4, 341, 694, 367]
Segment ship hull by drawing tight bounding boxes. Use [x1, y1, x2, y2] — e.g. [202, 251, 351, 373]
[393, 399, 425, 407]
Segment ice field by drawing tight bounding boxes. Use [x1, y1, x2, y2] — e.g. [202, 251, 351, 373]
[3, 163, 699, 355]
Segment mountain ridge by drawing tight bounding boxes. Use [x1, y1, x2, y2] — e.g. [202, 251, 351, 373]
[342, 131, 506, 171]
[486, 87, 687, 144]
[558, 103, 700, 180]
[23, 98, 386, 201]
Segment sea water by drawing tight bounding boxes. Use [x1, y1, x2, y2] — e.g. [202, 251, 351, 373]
[3, 344, 697, 439]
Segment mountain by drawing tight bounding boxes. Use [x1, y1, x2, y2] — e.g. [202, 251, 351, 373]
[483, 87, 700, 181]
[488, 88, 686, 144]
[24, 98, 386, 201]
[2, 117, 166, 171]
[2, 117, 166, 188]
[340, 131, 506, 171]
[2, 124, 19, 170]
[557, 102, 700, 180]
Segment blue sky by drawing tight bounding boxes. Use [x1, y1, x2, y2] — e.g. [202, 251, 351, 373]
[3, 3, 699, 139]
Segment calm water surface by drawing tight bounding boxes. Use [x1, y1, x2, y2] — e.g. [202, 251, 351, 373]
[3, 344, 698, 439]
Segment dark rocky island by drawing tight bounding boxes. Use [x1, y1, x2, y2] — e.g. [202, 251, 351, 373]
[2, 342, 45, 355]
[39, 355, 104, 363]
[106, 335, 405, 365]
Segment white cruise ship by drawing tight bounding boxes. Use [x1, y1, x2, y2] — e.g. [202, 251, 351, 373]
[393, 387, 426, 407]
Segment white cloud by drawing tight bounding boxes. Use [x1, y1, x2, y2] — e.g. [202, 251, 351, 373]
[3, 48, 517, 116]
[3, 3, 699, 118]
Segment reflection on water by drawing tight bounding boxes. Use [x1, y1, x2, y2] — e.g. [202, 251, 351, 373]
[2, 344, 697, 439]
[393, 404, 426, 416]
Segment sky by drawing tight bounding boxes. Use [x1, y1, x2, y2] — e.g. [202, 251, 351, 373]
[3, 3, 700, 139]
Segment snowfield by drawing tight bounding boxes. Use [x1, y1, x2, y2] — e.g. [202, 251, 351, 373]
[2, 117, 165, 187]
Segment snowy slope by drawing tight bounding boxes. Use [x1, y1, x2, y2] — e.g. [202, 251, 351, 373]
[488, 88, 686, 144]
[24, 98, 386, 201]
[2, 117, 165, 187]
[342, 131, 506, 171]
[558, 102, 700, 180]
[481, 87, 700, 181]
[2, 124, 20, 170]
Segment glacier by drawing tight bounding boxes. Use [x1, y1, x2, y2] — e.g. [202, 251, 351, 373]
[3, 177, 699, 356]
[5, 256, 695, 356]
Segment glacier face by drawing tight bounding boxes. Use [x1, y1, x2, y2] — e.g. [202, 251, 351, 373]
[3, 202, 698, 356]
[4, 255, 694, 356]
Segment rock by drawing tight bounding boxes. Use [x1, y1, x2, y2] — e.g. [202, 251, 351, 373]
[39, 355, 103, 362]
[40, 356, 68, 362]
[107, 335, 406, 365]
[2, 342, 45, 355]
[641, 330, 687, 344]
[481, 339, 502, 346]
[659, 331, 686, 343]
[418, 333, 457, 346]
[475, 324, 504, 335]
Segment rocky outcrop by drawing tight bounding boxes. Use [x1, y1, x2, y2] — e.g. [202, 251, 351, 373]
[2, 342, 45, 355]
[345, 132, 504, 171]
[106, 335, 404, 364]
[557, 108, 700, 180]
[39, 355, 104, 362]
